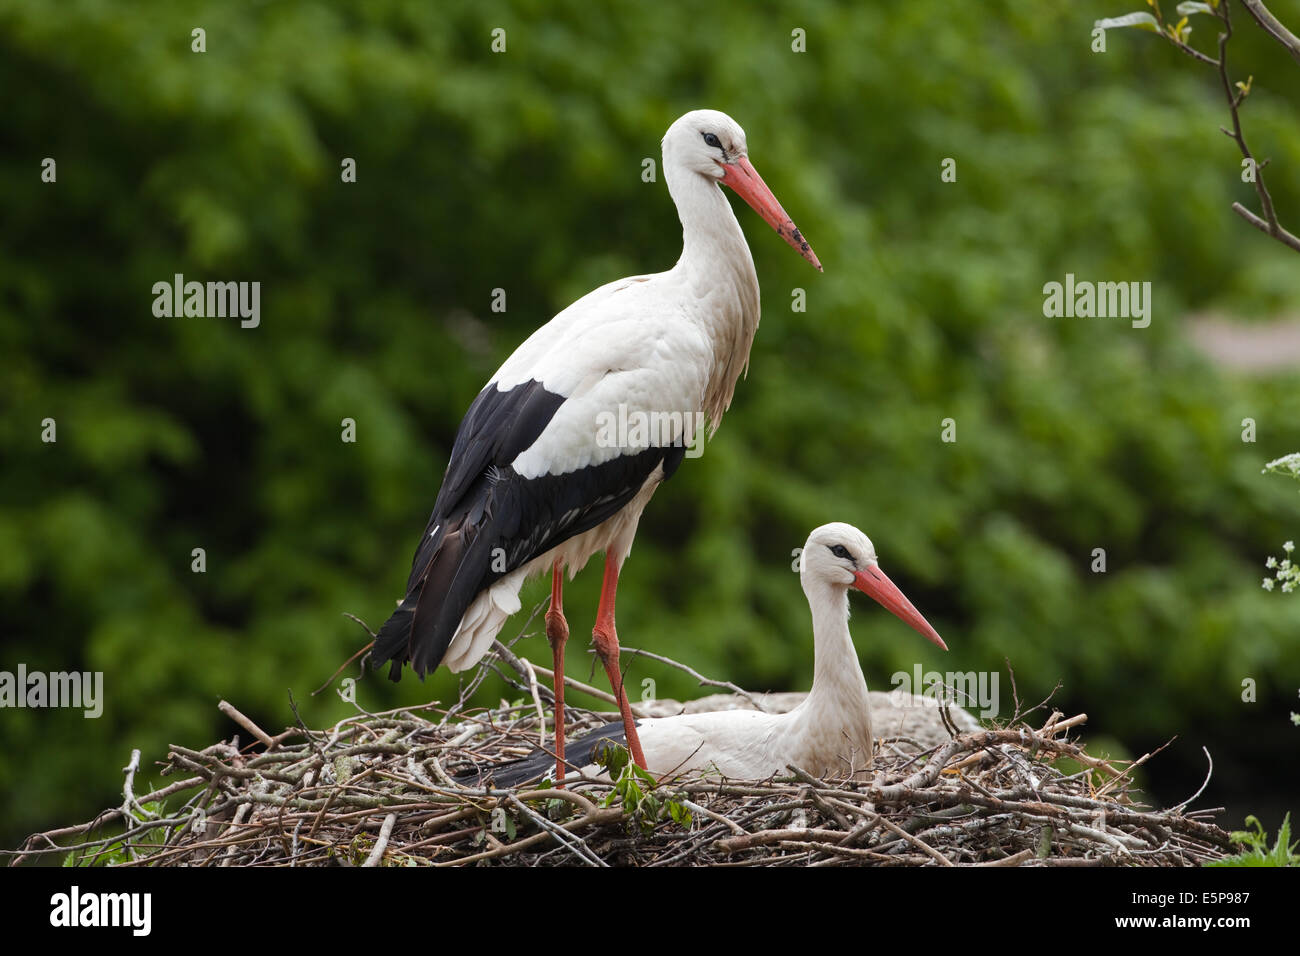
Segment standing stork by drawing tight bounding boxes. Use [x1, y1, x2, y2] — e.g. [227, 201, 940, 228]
[461, 522, 950, 785]
[370, 109, 822, 780]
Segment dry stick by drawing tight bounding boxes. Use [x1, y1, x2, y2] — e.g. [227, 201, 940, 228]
[678, 799, 747, 835]
[120, 749, 156, 824]
[971, 848, 1035, 867]
[715, 827, 849, 854]
[362, 814, 396, 867]
[520, 658, 547, 748]
[1041, 712, 1088, 736]
[436, 805, 625, 866]
[806, 842, 912, 863]
[873, 814, 954, 866]
[218, 804, 251, 867]
[784, 767, 860, 831]
[505, 794, 607, 867]
[1172, 746, 1215, 813]
[219, 700, 276, 749]
[312, 613, 377, 696]
[326, 704, 442, 745]
[1095, 739, 1171, 798]
[1018, 680, 1065, 728]
[616, 645, 772, 712]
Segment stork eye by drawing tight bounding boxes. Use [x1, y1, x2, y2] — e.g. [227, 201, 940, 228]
[702, 132, 722, 149]
[828, 544, 854, 561]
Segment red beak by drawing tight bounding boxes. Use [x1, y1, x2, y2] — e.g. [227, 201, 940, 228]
[719, 156, 822, 271]
[852, 566, 948, 651]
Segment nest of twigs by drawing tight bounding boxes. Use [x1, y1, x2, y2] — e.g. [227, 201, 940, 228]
[13, 644, 1233, 867]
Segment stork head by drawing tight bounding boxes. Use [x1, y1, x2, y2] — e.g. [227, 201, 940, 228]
[662, 109, 822, 271]
[800, 523, 947, 650]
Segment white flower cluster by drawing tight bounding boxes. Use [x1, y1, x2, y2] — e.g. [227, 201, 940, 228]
[1263, 453, 1300, 479]
[1262, 541, 1298, 592]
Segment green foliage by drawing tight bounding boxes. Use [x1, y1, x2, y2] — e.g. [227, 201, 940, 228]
[3, 0, 1300, 847]
[1207, 813, 1299, 866]
[596, 742, 693, 833]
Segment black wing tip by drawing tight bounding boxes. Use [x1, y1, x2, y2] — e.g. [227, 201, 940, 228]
[454, 722, 631, 788]
[371, 602, 417, 682]
[373, 598, 453, 683]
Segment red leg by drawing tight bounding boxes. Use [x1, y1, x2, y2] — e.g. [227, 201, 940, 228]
[591, 555, 648, 770]
[545, 562, 569, 786]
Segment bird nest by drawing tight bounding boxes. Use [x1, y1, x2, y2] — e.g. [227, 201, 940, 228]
[13, 646, 1233, 868]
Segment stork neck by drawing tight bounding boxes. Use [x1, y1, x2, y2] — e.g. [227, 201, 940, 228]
[790, 580, 874, 763]
[666, 166, 759, 296]
[664, 164, 761, 426]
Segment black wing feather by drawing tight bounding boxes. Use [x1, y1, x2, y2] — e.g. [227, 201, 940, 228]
[371, 379, 688, 680]
[454, 721, 630, 788]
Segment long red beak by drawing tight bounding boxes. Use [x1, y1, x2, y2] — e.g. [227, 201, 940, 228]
[853, 566, 948, 651]
[719, 156, 822, 271]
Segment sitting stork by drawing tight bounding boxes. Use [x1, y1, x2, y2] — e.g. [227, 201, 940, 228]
[370, 109, 822, 780]
[461, 522, 950, 785]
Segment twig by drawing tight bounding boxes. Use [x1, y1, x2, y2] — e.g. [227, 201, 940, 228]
[120, 749, 156, 828]
[1172, 746, 1215, 812]
[873, 814, 954, 866]
[616, 645, 772, 712]
[520, 657, 547, 748]
[219, 700, 275, 749]
[505, 794, 607, 867]
[312, 613, 376, 695]
[362, 813, 396, 867]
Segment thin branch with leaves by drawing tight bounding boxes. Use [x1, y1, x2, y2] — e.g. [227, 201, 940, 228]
[1098, 0, 1300, 253]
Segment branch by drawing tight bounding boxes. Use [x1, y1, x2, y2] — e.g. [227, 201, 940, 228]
[1152, 0, 1299, 255]
[1212, 1, 1292, 248]
[1233, 201, 1300, 252]
[1240, 0, 1300, 64]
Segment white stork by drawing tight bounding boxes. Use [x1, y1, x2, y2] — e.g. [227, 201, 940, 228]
[463, 522, 949, 785]
[370, 109, 822, 781]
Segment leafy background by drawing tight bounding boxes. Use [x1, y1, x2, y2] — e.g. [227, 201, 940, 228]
[1, 0, 1297, 852]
